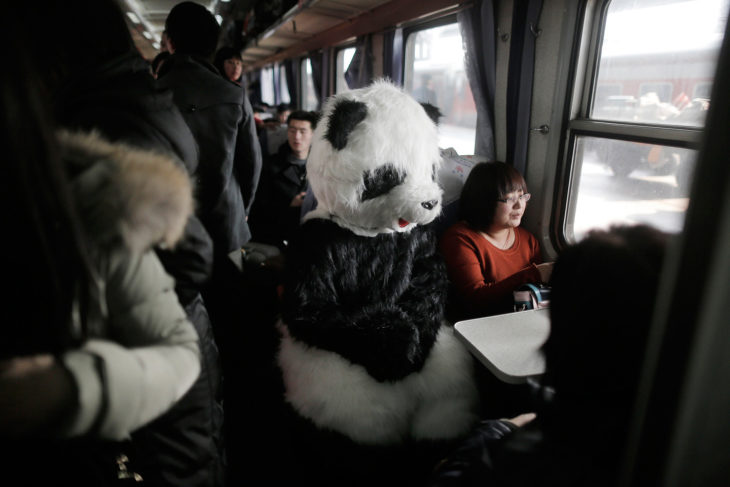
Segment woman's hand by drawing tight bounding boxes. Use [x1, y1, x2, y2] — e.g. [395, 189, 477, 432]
[290, 191, 307, 207]
[537, 262, 554, 283]
[0, 354, 76, 436]
[503, 412, 537, 427]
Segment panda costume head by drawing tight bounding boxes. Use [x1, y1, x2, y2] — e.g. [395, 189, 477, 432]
[305, 80, 443, 236]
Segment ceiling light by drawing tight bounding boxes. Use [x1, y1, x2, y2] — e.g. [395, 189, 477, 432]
[143, 31, 153, 40]
[215, 14, 223, 24]
[126, 11, 140, 24]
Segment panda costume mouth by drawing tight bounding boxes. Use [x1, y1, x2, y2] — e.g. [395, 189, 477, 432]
[398, 218, 410, 228]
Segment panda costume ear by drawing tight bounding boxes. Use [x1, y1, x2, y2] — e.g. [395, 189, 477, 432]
[420, 103, 442, 125]
[326, 99, 368, 150]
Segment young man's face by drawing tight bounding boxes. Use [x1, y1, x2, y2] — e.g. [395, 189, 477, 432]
[287, 119, 313, 159]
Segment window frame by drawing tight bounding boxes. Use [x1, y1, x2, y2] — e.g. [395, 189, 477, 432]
[555, 0, 706, 247]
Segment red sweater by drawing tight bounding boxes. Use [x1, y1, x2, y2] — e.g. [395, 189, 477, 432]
[439, 221, 543, 320]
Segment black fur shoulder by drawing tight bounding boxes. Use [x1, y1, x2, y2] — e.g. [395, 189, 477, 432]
[281, 219, 448, 381]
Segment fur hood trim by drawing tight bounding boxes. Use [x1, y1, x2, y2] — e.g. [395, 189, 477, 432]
[58, 130, 193, 253]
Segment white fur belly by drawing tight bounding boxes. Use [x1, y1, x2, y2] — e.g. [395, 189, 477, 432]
[277, 321, 480, 445]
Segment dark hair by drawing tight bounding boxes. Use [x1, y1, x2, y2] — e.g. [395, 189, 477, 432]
[165, 1, 220, 59]
[458, 161, 527, 230]
[541, 224, 668, 453]
[16, 0, 134, 93]
[276, 103, 292, 114]
[1, 14, 92, 358]
[152, 51, 171, 75]
[213, 46, 242, 79]
[287, 110, 320, 129]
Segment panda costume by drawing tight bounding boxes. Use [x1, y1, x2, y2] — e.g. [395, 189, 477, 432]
[275, 81, 480, 485]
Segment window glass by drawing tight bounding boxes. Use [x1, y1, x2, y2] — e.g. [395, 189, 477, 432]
[591, 0, 728, 127]
[570, 136, 696, 241]
[261, 66, 275, 106]
[404, 23, 476, 155]
[301, 58, 318, 111]
[279, 64, 290, 104]
[564, 0, 728, 242]
[336, 47, 356, 93]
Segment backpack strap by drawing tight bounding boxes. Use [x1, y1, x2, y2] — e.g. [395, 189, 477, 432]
[521, 283, 543, 302]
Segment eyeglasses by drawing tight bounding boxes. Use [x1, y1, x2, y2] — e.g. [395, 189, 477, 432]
[496, 193, 531, 204]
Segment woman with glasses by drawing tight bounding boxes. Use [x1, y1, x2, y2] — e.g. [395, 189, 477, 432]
[439, 162, 553, 321]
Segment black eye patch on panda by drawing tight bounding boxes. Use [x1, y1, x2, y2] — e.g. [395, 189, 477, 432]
[361, 164, 405, 201]
[326, 99, 368, 150]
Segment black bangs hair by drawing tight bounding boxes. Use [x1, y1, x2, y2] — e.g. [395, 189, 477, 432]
[495, 168, 527, 200]
[458, 161, 527, 231]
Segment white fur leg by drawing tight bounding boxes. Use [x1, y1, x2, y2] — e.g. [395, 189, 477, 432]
[277, 322, 480, 445]
[277, 321, 414, 445]
[407, 326, 481, 440]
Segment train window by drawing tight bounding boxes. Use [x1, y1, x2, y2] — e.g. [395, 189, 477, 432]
[595, 83, 622, 102]
[336, 47, 356, 93]
[571, 137, 696, 238]
[638, 82, 673, 104]
[301, 58, 318, 111]
[563, 0, 728, 242]
[403, 23, 476, 156]
[261, 66, 275, 106]
[279, 64, 291, 104]
[590, 0, 726, 127]
[692, 81, 713, 98]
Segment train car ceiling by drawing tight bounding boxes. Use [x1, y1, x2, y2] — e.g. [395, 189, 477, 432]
[118, 0, 462, 64]
[237, 0, 462, 71]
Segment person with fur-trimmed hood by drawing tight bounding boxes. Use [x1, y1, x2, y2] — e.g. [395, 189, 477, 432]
[1, 132, 203, 486]
[15, 0, 226, 484]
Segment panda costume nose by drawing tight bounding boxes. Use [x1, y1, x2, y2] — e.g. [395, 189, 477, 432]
[421, 200, 437, 210]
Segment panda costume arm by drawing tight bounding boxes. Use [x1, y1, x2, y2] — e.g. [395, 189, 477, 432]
[281, 218, 447, 382]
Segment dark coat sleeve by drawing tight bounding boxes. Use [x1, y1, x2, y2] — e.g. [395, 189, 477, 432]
[155, 216, 213, 304]
[428, 420, 518, 487]
[235, 95, 262, 215]
[282, 220, 448, 381]
[248, 146, 304, 248]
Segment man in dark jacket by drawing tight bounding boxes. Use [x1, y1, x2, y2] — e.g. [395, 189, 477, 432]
[157, 2, 262, 258]
[249, 110, 319, 250]
[22, 1, 226, 485]
[157, 5, 263, 483]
